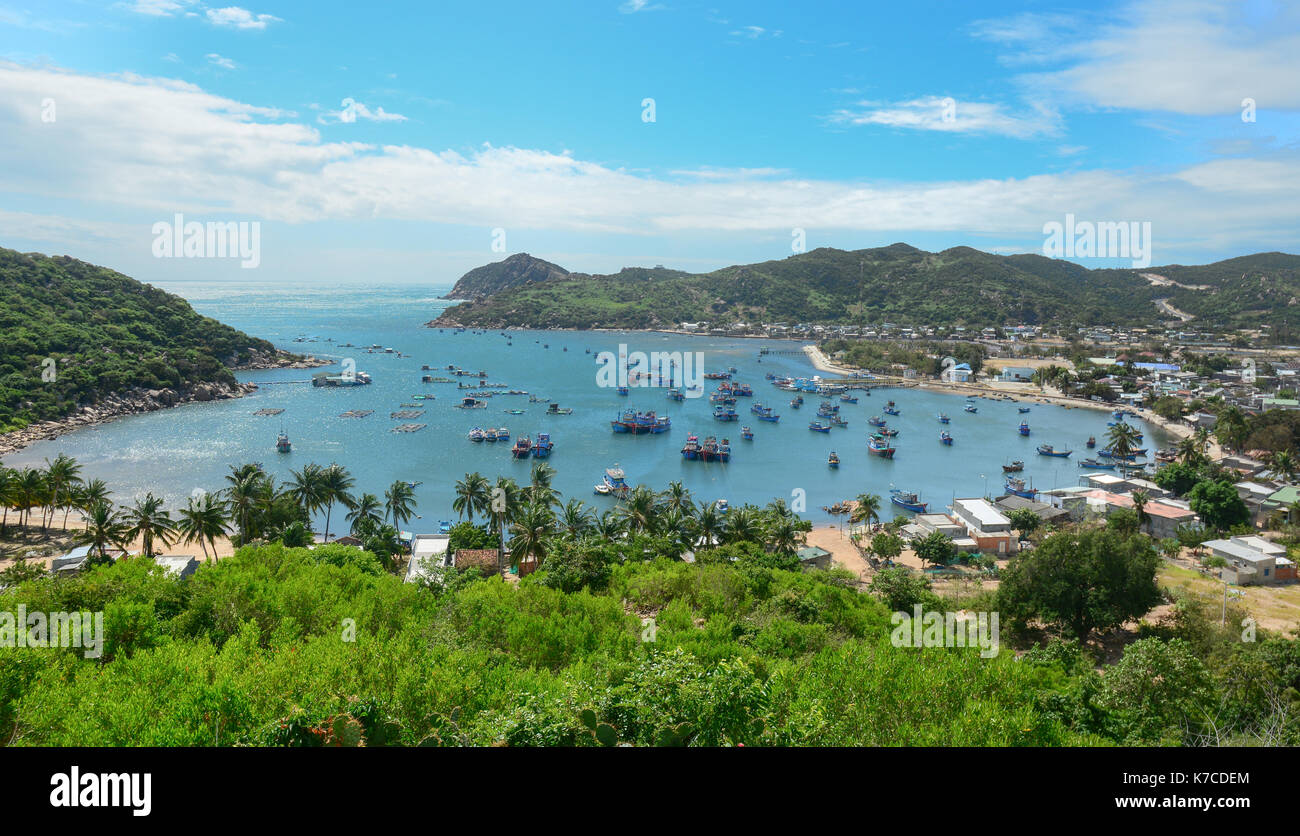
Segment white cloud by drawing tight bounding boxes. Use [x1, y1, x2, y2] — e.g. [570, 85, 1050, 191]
[205, 53, 236, 70]
[975, 0, 1300, 115]
[205, 6, 280, 29]
[619, 1, 664, 13]
[0, 62, 1295, 260]
[318, 98, 408, 124]
[827, 96, 1059, 139]
[127, 0, 191, 17]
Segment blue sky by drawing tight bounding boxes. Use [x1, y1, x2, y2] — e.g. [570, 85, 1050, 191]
[1, 0, 1298, 286]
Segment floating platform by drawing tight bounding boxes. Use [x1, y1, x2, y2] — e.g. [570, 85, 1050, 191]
[339, 409, 375, 419]
[253, 408, 285, 416]
[391, 423, 427, 433]
[390, 410, 426, 419]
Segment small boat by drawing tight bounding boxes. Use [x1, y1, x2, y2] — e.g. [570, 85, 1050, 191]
[964, 403, 978, 413]
[741, 426, 754, 440]
[883, 406, 900, 416]
[593, 483, 612, 496]
[939, 431, 953, 445]
[603, 466, 630, 496]
[468, 427, 485, 442]
[808, 421, 832, 433]
[937, 413, 950, 424]
[1018, 407, 1031, 413]
[867, 434, 896, 458]
[828, 451, 840, 468]
[546, 404, 573, 415]
[713, 406, 739, 422]
[496, 427, 509, 441]
[716, 499, 729, 513]
[1001, 460, 1025, 473]
[617, 386, 630, 396]
[1086, 436, 1096, 448]
[504, 408, 525, 415]
[1037, 444, 1072, 457]
[1004, 477, 1037, 499]
[789, 399, 802, 409]
[889, 488, 927, 513]
[878, 427, 899, 437]
[275, 430, 292, 453]
[457, 396, 487, 409]
[1018, 421, 1031, 436]
[1078, 458, 1115, 469]
[868, 416, 887, 427]
[681, 433, 701, 460]
[511, 436, 532, 458]
[829, 414, 849, 427]
[532, 432, 554, 458]
[666, 388, 685, 401]
[840, 394, 858, 404]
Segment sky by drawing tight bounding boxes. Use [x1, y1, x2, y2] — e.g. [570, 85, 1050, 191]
[0, 0, 1298, 287]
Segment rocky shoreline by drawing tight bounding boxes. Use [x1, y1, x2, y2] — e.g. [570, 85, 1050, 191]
[0, 351, 333, 456]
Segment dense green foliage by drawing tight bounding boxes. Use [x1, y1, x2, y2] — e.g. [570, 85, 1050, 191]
[435, 245, 1300, 332]
[0, 248, 278, 431]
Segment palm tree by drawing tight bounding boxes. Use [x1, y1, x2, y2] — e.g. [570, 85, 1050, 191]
[383, 480, 417, 531]
[121, 492, 176, 559]
[0, 467, 13, 535]
[765, 513, 803, 555]
[42, 453, 82, 530]
[1106, 422, 1142, 460]
[558, 498, 594, 538]
[509, 502, 554, 571]
[176, 492, 229, 561]
[849, 493, 883, 528]
[490, 477, 524, 537]
[347, 492, 384, 536]
[527, 461, 560, 508]
[595, 509, 623, 541]
[14, 468, 46, 530]
[287, 463, 327, 520]
[663, 481, 693, 515]
[224, 470, 266, 544]
[1268, 450, 1296, 483]
[1131, 489, 1150, 534]
[723, 505, 762, 544]
[318, 463, 356, 541]
[695, 500, 724, 548]
[618, 485, 659, 535]
[73, 478, 111, 527]
[452, 472, 491, 522]
[77, 500, 128, 559]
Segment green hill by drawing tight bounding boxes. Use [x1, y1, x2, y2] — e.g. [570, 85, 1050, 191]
[0, 248, 288, 433]
[432, 246, 1300, 332]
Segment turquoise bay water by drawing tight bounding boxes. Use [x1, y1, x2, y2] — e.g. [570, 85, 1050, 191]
[6, 280, 1167, 527]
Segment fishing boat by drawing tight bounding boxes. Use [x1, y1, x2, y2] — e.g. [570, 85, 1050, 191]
[1086, 436, 1096, 448]
[275, 430, 292, 453]
[710, 392, 737, 405]
[617, 386, 630, 396]
[878, 426, 899, 437]
[1098, 448, 1146, 461]
[511, 436, 532, 458]
[741, 426, 754, 440]
[1078, 458, 1115, 469]
[532, 432, 554, 458]
[937, 413, 950, 424]
[867, 434, 896, 458]
[611, 409, 671, 434]
[883, 406, 900, 416]
[666, 388, 685, 402]
[681, 433, 701, 460]
[700, 436, 732, 463]
[734, 384, 753, 397]
[808, 420, 832, 433]
[468, 427, 485, 442]
[546, 403, 573, 415]
[496, 427, 509, 441]
[483, 428, 499, 443]
[1018, 407, 1031, 413]
[964, 403, 978, 413]
[504, 408, 525, 415]
[437, 520, 453, 535]
[716, 499, 729, 513]
[756, 409, 780, 423]
[1001, 460, 1025, 473]
[1004, 477, 1037, 499]
[939, 431, 953, 445]
[1018, 421, 1031, 436]
[704, 372, 732, 380]
[789, 398, 801, 410]
[828, 451, 840, 468]
[1036, 443, 1072, 457]
[868, 416, 887, 427]
[889, 488, 928, 513]
[886, 400, 896, 407]
[713, 406, 739, 422]
[840, 394, 858, 404]
[603, 466, 630, 496]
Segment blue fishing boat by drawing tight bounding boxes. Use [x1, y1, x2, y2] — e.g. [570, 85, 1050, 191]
[828, 451, 840, 468]
[868, 416, 887, 427]
[681, 433, 701, 460]
[840, 394, 858, 404]
[890, 488, 928, 513]
[666, 388, 685, 401]
[603, 466, 630, 495]
[883, 406, 900, 416]
[1037, 443, 1072, 457]
[1086, 436, 1096, 448]
[808, 420, 832, 433]
[867, 434, 896, 458]
[1078, 458, 1115, 469]
[617, 386, 629, 396]
[964, 403, 978, 413]
[1004, 477, 1037, 499]
[532, 432, 553, 458]
[741, 426, 754, 440]
[939, 431, 953, 445]
[1018, 421, 1031, 436]
[511, 436, 532, 458]
[1018, 407, 1031, 413]
[937, 413, 950, 424]
[878, 427, 899, 437]
[437, 520, 453, 535]
[468, 427, 485, 442]
[713, 406, 739, 422]
[789, 398, 802, 410]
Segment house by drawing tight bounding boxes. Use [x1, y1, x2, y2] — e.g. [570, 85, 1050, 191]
[905, 513, 977, 553]
[1203, 536, 1294, 585]
[998, 366, 1037, 383]
[154, 554, 200, 579]
[51, 545, 93, 574]
[795, 546, 832, 570]
[330, 535, 364, 548]
[993, 494, 1072, 526]
[1083, 490, 1201, 539]
[404, 534, 451, 583]
[948, 498, 1017, 555]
